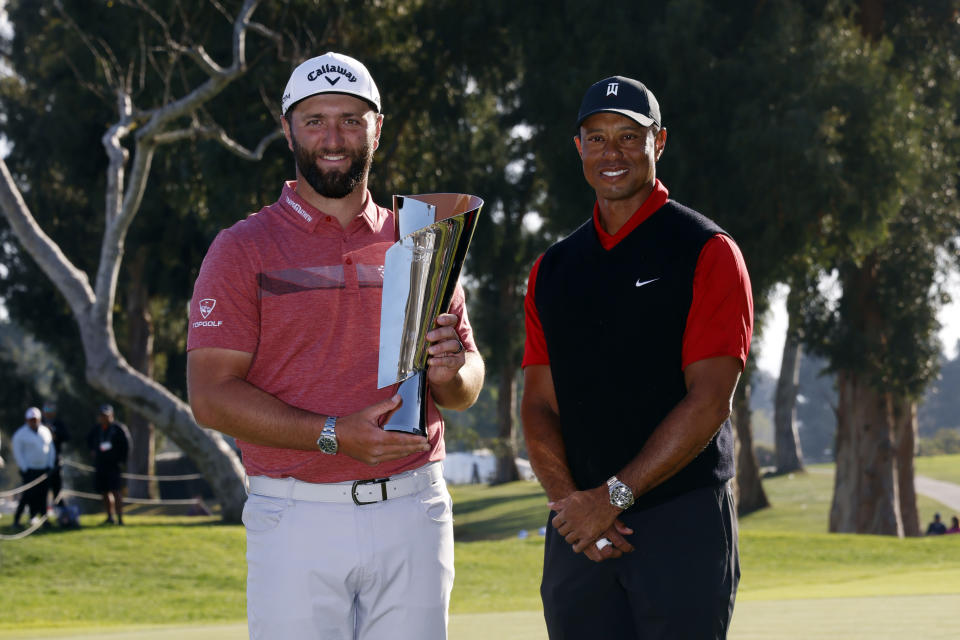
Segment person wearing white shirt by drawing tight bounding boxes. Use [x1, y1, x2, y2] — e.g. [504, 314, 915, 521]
[12, 407, 56, 527]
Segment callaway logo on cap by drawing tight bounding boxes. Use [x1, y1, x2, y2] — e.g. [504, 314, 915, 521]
[281, 51, 381, 116]
[576, 75, 661, 130]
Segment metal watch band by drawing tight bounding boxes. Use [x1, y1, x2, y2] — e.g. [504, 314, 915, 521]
[607, 475, 635, 509]
[317, 415, 338, 454]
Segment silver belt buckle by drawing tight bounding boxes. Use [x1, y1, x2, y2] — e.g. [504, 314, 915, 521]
[352, 477, 390, 505]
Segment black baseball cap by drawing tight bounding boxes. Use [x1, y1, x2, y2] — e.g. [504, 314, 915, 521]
[576, 76, 661, 130]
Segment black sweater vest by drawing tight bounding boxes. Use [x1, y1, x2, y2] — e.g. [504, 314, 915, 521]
[534, 200, 735, 510]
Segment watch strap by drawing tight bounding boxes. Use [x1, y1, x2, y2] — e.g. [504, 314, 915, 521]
[323, 415, 337, 433]
[317, 415, 338, 454]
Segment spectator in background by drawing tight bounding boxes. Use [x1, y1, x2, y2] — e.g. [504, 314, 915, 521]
[87, 405, 131, 526]
[42, 402, 70, 507]
[925, 513, 947, 535]
[947, 516, 960, 535]
[12, 407, 56, 528]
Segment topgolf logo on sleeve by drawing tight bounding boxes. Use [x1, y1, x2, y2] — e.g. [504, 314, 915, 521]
[193, 298, 223, 328]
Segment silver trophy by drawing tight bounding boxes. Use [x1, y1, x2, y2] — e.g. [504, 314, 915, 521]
[378, 193, 483, 435]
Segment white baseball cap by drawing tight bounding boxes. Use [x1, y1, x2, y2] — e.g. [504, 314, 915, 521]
[25, 407, 41, 420]
[281, 52, 381, 116]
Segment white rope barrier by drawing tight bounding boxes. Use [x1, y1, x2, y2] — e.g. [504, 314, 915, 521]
[0, 488, 61, 541]
[60, 489, 202, 506]
[0, 472, 50, 498]
[0, 514, 49, 540]
[1, 462, 213, 541]
[62, 459, 204, 482]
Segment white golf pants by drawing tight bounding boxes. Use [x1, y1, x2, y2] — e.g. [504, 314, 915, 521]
[243, 466, 454, 640]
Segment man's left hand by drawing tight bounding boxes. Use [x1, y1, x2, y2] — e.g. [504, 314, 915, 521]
[549, 486, 624, 554]
[425, 313, 466, 385]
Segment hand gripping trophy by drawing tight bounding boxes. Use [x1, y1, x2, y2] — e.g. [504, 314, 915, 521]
[377, 193, 483, 435]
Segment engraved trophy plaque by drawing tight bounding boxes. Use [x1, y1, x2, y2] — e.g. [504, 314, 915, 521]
[378, 193, 483, 435]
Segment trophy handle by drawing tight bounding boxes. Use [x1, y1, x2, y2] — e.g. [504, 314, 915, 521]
[382, 372, 427, 436]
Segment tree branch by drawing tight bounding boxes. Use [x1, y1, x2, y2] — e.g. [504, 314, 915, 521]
[136, 0, 262, 140]
[0, 158, 96, 316]
[153, 124, 283, 160]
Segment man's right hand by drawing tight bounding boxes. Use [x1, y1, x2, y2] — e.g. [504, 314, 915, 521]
[335, 394, 430, 465]
[582, 520, 635, 563]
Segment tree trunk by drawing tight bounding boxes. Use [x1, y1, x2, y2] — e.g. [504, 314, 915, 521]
[829, 370, 903, 536]
[491, 365, 520, 485]
[125, 250, 158, 500]
[733, 380, 769, 515]
[893, 396, 920, 537]
[774, 329, 805, 473]
[0, 2, 274, 523]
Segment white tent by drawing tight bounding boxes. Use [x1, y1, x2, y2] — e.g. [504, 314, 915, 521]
[442, 449, 535, 485]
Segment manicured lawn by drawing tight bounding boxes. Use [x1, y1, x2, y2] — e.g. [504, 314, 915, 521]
[915, 453, 960, 485]
[2, 457, 960, 637]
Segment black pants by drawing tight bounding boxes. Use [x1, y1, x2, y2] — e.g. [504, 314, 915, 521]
[49, 464, 64, 505]
[15, 469, 50, 523]
[541, 483, 739, 640]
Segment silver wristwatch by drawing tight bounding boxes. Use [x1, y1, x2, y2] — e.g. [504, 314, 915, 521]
[317, 416, 338, 455]
[606, 476, 634, 509]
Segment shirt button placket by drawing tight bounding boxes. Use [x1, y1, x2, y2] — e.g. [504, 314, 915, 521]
[343, 238, 357, 291]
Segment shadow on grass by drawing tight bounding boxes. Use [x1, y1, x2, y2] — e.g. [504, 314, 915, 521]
[451, 485, 549, 541]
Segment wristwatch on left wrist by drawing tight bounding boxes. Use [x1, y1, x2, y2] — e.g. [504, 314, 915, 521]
[606, 476, 635, 510]
[317, 416, 338, 455]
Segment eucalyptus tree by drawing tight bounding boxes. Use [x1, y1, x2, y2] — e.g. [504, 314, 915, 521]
[0, 0, 300, 519]
[1, 0, 524, 514]
[793, 1, 960, 537]
[773, 286, 805, 474]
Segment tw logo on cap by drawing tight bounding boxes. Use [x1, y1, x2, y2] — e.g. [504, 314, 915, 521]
[606, 82, 619, 97]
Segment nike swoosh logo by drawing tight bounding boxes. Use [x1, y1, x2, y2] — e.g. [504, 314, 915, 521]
[325, 76, 341, 86]
[635, 278, 660, 288]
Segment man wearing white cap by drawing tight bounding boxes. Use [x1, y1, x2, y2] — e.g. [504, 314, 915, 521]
[187, 52, 484, 639]
[12, 407, 56, 528]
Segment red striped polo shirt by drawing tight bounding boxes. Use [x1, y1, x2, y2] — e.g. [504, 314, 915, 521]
[188, 182, 476, 482]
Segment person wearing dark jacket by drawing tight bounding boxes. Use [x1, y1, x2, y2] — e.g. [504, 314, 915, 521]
[926, 513, 947, 535]
[87, 405, 131, 525]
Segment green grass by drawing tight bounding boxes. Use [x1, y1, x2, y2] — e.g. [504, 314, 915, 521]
[2, 456, 960, 637]
[915, 453, 960, 485]
[0, 516, 246, 630]
[738, 464, 957, 535]
[450, 481, 550, 541]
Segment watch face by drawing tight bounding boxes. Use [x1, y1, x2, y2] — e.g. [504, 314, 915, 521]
[318, 434, 338, 455]
[610, 483, 633, 508]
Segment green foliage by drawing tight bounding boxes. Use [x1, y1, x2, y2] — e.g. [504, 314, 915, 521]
[918, 429, 960, 456]
[795, 2, 960, 397]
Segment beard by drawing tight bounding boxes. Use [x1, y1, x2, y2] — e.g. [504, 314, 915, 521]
[291, 133, 373, 199]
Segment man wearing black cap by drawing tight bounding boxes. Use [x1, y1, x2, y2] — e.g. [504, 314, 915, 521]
[87, 405, 131, 525]
[521, 76, 753, 638]
[187, 52, 483, 639]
